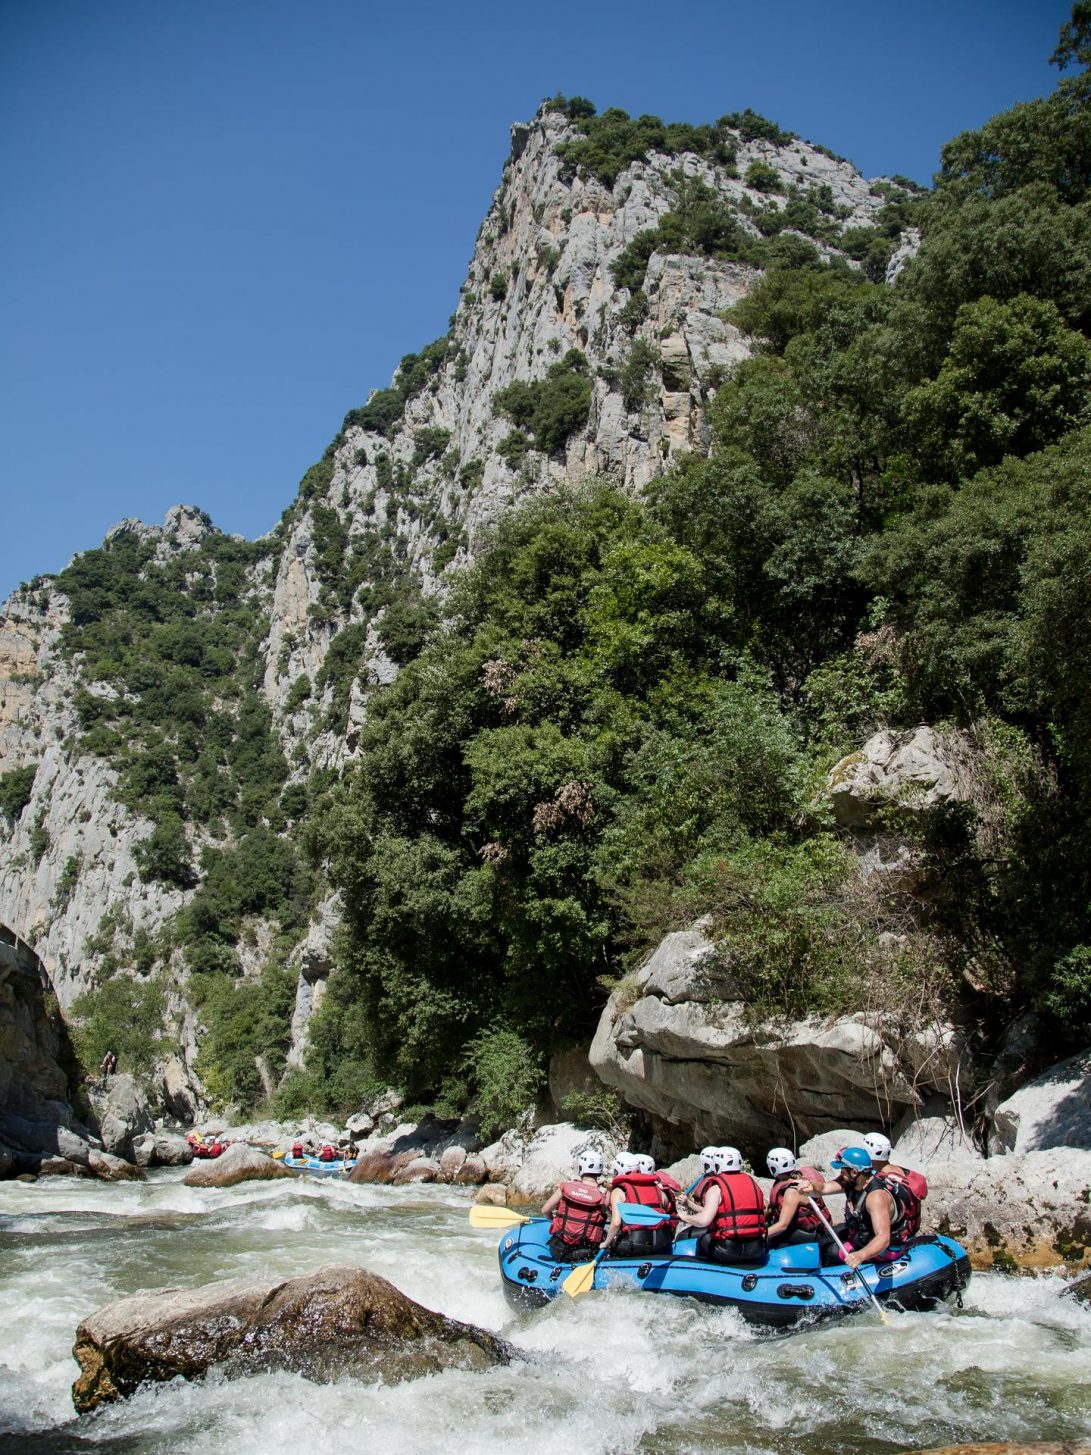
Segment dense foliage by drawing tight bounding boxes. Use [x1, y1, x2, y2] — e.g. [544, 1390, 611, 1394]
[293, 16, 1091, 1117]
[44, 15, 1091, 1120]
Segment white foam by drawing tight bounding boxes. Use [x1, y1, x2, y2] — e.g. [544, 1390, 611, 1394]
[1, 1176, 1090, 1453]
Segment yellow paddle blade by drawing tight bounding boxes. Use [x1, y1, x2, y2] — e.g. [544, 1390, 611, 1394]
[271, 1149, 285, 1160]
[562, 1258, 599, 1298]
[468, 1204, 529, 1229]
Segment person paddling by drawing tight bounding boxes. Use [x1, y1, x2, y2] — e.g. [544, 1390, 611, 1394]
[801, 1146, 911, 1267]
[677, 1147, 767, 1266]
[540, 1151, 608, 1263]
[602, 1153, 674, 1256]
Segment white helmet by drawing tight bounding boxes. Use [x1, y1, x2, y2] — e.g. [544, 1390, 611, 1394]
[635, 1154, 655, 1174]
[864, 1132, 892, 1163]
[611, 1152, 637, 1177]
[767, 1147, 797, 1177]
[716, 1147, 743, 1173]
[699, 1146, 719, 1174]
[577, 1150, 604, 1176]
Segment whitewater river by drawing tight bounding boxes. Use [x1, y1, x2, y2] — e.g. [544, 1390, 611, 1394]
[1, 1172, 1089, 1455]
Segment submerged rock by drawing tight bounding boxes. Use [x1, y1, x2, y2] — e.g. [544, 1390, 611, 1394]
[913, 1445, 1091, 1454]
[71, 1263, 512, 1412]
[182, 1144, 294, 1188]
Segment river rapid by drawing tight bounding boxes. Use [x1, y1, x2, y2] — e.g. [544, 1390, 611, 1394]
[1, 1172, 1089, 1455]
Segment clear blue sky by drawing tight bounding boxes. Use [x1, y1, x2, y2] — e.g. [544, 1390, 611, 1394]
[0, 0, 1068, 602]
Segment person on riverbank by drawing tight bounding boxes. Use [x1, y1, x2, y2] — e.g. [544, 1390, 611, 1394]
[765, 1147, 830, 1247]
[540, 1151, 608, 1263]
[802, 1146, 912, 1267]
[677, 1147, 767, 1265]
[602, 1153, 674, 1257]
[98, 1050, 117, 1085]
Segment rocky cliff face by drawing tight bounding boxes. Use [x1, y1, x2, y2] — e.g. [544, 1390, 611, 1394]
[0, 103, 893, 1091]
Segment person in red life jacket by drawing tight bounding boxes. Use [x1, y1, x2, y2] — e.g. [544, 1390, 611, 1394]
[685, 1147, 721, 1211]
[677, 1146, 767, 1266]
[318, 1143, 336, 1162]
[802, 1146, 911, 1267]
[291, 1139, 305, 1159]
[765, 1147, 830, 1247]
[540, 1151, 608, 1262]
[602, 1152, 674, 1257]
[863, 1132, 927, 1237]
[643, 1154, 681, 1233]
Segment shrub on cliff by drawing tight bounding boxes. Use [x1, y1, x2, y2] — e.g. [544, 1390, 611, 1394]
[0, 763, 37, 822]
[492, 351, 592, 458]
[70, 974, 166, 1078]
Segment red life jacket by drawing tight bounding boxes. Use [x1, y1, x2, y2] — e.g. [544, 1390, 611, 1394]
[708, 1172, 766, 1244]
[319, 1145, 335, 1162]
[691, 1173, 716, 1203]
[768, 1173, 829, 1233]
[888, 1169, 927, 1236]
[549, 1180, 607, 1247]
[291, 1142, 304, 1158]
[654, 1172, 681, 1229]
[611, 1172, 670, 1227]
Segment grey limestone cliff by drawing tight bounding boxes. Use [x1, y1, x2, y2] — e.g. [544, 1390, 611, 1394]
[0, 103, 897, 1093]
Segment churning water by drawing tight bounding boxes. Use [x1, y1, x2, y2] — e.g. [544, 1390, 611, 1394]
[1, 1171, 1089, 1454]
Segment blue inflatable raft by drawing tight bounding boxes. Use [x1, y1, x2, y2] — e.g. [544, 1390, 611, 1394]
[283, 1154, 356, 1178]
[497, 1218, 971, 1328]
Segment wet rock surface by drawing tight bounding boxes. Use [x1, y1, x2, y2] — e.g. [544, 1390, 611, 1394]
[71, 1263, 513, 1412]
[913, 1446, 1091, 1454]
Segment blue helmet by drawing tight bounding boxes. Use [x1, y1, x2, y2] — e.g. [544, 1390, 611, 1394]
[829, 1146, 873, 1173]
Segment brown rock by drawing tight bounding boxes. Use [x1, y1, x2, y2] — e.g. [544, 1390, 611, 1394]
[913, 1446, 1091, 1454]
[348, 1148, 396, 1184]
[182, 1144, 295, 1188]
[392, 1156, 440, 1185]
[36, 1156, 93, 1178]
[473, 1183, 508, 1206]
[72, 1264, 512, 1412]
[88, 1150, 145, 1182]
[454, 1154, 488, 1185]
[439, 1145, 467, 1179]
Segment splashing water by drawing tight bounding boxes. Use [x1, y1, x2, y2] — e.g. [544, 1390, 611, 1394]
[1, 1171, 1088, 1454]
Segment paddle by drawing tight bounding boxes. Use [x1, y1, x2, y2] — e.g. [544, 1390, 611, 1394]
[562, 1201, 671, 1299]
[468, 1204, 532, 1230]
[806, 1195, 891, 1326]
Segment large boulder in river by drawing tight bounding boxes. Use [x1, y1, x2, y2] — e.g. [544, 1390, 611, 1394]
[507, 1123, 619, 1203]
[182, 1144, 295, 1188]
[152, 1131, 193, 1166]
[94, 1075, 154, 1161]
[88, 1149, 145, 1182]
[990, 1046, 1091, 1155]
[590, 927, 927, 1157]
[71, 1264, 512, 1412]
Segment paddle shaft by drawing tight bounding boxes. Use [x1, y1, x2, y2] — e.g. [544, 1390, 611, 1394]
[806, 1195, 890, 1324]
